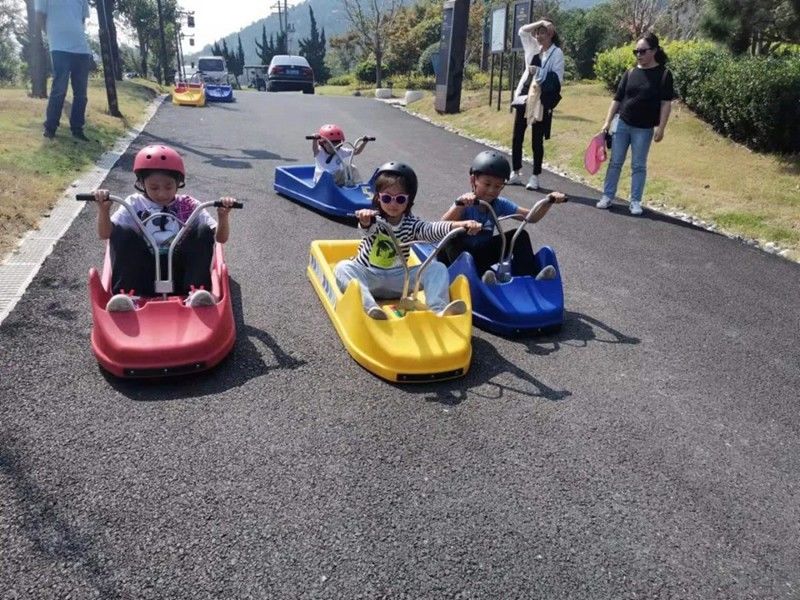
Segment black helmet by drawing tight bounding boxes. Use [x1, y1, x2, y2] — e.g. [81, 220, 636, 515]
[470, 150, 511, 181]
[374, 161, 418, 201]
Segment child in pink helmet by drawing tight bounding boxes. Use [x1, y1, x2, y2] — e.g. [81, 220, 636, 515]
[312, 123, 370, 185]
[91, 144, 238, 311]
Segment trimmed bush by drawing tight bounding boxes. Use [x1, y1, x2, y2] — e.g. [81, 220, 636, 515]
[418, 43, 440, 77]
[354, 59, 377, 83]
[327, 74, 353, 86]
[393, 71, 436, 90]
[594, 41, 800, 152]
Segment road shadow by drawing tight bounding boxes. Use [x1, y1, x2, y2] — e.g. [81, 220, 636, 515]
[103, 278, 305, 401]
[399, 337, 572, 407]
[518, 310, 639, 357]
[0, 434, 126, 599]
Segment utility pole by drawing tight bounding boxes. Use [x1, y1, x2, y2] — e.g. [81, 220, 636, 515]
[155, 0, 169, 84]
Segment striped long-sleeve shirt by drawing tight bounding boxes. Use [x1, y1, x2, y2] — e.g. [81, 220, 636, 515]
[355, 214, 452, 269]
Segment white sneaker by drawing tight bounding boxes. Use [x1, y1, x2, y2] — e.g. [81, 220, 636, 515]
[185, 289, 216, 307]
[367, 306, 388, 320]
[596, 195, 613, 209]
[481, 270, 498, 285]
[106, 293, 137, 312]
[535, 265, 557, 280]
[438, 299, 467, 317]
[507, 171, 523, 185]
[629, 200, 643, 215]
[525, 175, 539, 190]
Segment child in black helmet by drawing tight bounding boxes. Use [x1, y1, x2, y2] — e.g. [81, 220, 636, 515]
[334, 161, 482, 320]
[440, 150, 567, 284]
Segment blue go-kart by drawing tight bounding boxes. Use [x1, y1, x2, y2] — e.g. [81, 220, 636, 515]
[205, 83, 234, 102]
[273, 134, 376, 218]
[414, 197, 565, 336]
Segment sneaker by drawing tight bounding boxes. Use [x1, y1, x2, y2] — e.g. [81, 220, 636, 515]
[629, 200, 643, 215]
[438, 299, 467, 317]
[185, 289, 216, 307]
[481, 270, 498, 285]
[71, 130, 90, 141]
[596, 195, 613, 209]
[507, 171, 523, 185]
[367, 306, 388, 320]
[535, 265, 557, 280]
[43, 129, 55, 139]
[525, 175, 539, 190]
[106, 293, 137, 312]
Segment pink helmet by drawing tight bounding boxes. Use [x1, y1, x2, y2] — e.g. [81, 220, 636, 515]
[318, 124, 345, 143]
[133, 145, 186, 184]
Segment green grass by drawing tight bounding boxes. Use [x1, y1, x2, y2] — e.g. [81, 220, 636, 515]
[403, 81, 800, 261]
[0, 78, 160, 256]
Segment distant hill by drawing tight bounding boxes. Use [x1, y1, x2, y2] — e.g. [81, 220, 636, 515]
[187, 0, 353, 66]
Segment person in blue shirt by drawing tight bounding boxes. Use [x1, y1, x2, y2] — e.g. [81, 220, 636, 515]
[35, 0, 93, 140]
[440, 150, 566, 284]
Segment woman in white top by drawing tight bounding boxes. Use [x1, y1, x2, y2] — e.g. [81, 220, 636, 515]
[508, 19, 565, 190]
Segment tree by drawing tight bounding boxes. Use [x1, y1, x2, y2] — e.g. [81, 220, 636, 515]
[559, 4, 629, 78]
[255, 25, 276, 65]
[328, 30, 361, 74]
[0, 0, 19, 82]
[341, 0, 402, 87]
[659, 0, 707, 39]
[701, 0, 800, 54]
[383, 0, 441, 75]
[612, 0, 665, 39]
[22, 0, 47, 97]
[117, 0, 178, 82]
[298, 6, 329, 82]
[231, 34, 245, 86]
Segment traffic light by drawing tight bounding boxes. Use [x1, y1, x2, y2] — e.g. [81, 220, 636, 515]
[187, 14, 195, 27]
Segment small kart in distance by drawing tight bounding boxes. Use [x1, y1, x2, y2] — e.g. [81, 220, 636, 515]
[274, 134, 376, 218]
[75, 193, 243, 377]
[413, 197, 565, 336]
[173, 73, 206, 107]
[307, 218, 472, 382]
[205, 83, 234, 102]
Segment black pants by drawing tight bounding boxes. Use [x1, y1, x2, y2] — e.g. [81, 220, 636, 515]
[109, 224, 214, 296]
[442, 230, 539, 277]
[511, 105, 547, 175]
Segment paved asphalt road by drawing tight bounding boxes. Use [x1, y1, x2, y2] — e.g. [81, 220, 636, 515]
[1, 92, 799, 599]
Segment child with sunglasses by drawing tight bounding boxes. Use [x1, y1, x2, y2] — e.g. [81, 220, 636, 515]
[334, 161, 482, 320]
[441, 151, 567, 284]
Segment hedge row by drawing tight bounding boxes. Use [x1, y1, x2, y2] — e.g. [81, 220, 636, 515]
[595, 41, 800, 153]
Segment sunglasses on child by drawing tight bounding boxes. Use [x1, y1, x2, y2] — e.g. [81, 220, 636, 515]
[378, 193, 409, 205]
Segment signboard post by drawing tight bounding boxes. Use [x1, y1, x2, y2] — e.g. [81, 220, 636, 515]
[489, 4, 507, 110]
[434, 0, 470, 114]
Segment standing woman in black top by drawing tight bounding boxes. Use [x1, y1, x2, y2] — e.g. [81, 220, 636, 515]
[596, 32, 674, 215]
[508, 19, 565, 191]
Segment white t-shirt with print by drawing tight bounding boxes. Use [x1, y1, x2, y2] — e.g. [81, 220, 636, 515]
[313, 146, 354, 184]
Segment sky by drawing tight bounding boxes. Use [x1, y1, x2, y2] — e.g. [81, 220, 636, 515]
[174, 0, 302, 49]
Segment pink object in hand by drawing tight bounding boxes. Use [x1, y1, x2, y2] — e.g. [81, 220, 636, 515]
[584, 134, 607, 175]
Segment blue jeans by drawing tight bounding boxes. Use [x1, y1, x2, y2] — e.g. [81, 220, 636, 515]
[45, 51, 91, 134]
[334, 260, 452, 313]
[603, 118, 654, 203]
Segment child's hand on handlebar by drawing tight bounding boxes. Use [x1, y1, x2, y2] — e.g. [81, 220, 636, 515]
[93, 189, 112, 212]
[462, 220, 483, 235]
[216, 197, 238, 217]
[355, 208, 378, 228]
[547, 192, 567, 204]
[457, 192, 477, 207]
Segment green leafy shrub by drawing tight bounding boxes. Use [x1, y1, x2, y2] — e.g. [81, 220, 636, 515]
[418, 43, 440, 77]
[327, 73, 353, 86]
[463, 64, 489, 90]
[393, 71, 435, 90]
[354, 59, 377, 83]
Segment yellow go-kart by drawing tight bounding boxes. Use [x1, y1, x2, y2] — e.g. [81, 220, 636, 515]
[307, 220, 472, 382]
[172, 74, 206, 107]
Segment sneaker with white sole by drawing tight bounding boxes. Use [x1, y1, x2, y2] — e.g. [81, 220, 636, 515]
[106, 293, 138, 312]
[185, 289, 216, 307]
[507, 171, 523, 185]
[525, 175, 539, 190]
[367, 306, 388, 320]
[629, 200, 643, 215]
[481, 270, 498, 285]
[438, 299, 467, 317]
[535, 265, 557, 280]
[596, 195, 613, 209]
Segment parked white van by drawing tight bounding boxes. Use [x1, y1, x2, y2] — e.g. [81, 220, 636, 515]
[196, 56, 228, 83]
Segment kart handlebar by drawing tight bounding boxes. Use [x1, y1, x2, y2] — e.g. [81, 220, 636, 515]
[77, 194, 243, 209]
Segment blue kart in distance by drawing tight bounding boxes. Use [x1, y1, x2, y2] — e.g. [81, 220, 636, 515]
[273, 134, 376, 218]
[413, 197, 565, 336]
